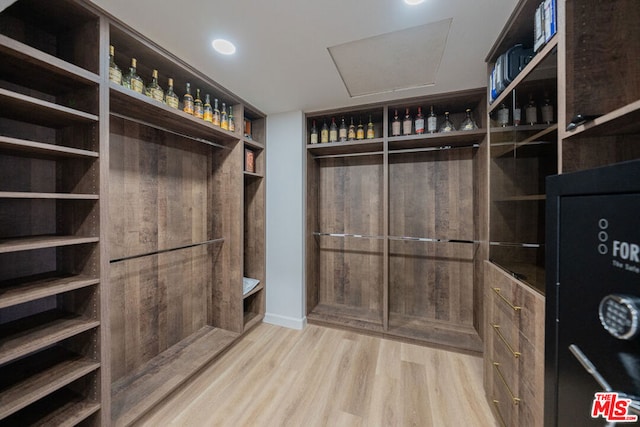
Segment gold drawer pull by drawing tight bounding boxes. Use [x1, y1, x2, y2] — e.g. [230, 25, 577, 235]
[492, 400, 507, 427]
[493, 362, 521, 405]
[491, 324, 521, 358]
[493, 287, 521, 312]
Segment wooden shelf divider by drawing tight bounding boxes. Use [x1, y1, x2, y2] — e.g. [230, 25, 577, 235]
[0, 88, 98, 126]
[0, 192, 99, 200]
[0, 136, 99, 158]
[0, 274, 100, 310]
[0, 235, 99, 254]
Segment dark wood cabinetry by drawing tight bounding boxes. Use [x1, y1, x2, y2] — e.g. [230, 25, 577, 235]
[0, 0, 266, 425]
[306, 90, 487, 354]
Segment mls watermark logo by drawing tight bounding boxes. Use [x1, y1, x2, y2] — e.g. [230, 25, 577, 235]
[592, 392, 638, 422]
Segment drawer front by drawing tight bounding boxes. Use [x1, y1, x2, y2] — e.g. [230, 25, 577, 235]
[491, 360, 519, 427]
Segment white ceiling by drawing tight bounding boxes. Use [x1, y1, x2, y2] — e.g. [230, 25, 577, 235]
[87, 0, 518, 115]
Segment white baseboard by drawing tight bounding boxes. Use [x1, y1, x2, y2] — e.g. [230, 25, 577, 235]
[263, 313, 307, 330]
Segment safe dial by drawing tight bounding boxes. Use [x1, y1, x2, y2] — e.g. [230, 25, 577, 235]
[599, 294, 640, 340]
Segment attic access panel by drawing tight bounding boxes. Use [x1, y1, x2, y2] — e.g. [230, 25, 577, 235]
[328, 19, 452, 98]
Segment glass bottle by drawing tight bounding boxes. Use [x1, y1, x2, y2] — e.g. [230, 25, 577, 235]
[460, 109, 478, 130]
[147, 70, 164, 102]
[541, 95, 554, 124]
[310, 120, 318, 144]
[391, 109, 401, 136]
[321, 119, 329, 143]
[203, 94, 213, 123]
[329, 117, 338, 142]
[439, 111, 456, 132]
[228, 106, 235, 132]
[125, 58, 144, 94]
[525, 94, 537, 125]
[402, 108, 412, 135]
[427, 106, 437, 133]
[497, 104, 509, 127]
[213, 98, 221, 126]
[165, 78, 179, 109]
[356, 118, 365, 140]
[347, 117, 356, 141]
[194, 89, 204, 119]
[414, 106, 425, 134]
[513, 102, 522, 126]
[221, 102, 229, 130]
[108, 45, 122, 85]
[182, 83, 194, 115]
[339, 116, 348, 142]
[367, 115, 375, 139]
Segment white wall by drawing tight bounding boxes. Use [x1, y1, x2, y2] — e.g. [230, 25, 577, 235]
[264, 111, 306, 330]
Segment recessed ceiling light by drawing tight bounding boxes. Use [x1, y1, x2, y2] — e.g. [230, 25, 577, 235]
[404, 0, 425, 4]
[212, 39, 236, 55]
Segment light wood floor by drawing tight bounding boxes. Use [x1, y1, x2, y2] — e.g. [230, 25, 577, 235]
[135, 323, 498, 427]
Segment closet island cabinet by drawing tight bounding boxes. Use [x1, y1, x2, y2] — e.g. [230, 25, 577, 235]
[305, 90, 489, 354]
[0, 0, 266, 425]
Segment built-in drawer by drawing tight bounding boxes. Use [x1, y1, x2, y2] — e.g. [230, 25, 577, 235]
[491, 360, 519, 427]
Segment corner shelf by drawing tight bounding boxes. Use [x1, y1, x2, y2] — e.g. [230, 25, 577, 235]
[0, 235, 99, 254]
[0, 347, 100, 420]
[244, 171, 264, 179]
[0, 88, 98, 127]
[0, 136, 99, 159]
[0, 310, 100, 365]
[563, 99, 640, 139]
[0, 274, 99, 310]
[243, 282, 263, 300]
[244, 138, 265, 151]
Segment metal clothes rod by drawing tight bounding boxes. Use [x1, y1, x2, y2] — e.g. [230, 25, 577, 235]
[489, 241, 543, 248]
[110, 112, 228, 150]
[389, 144, 479, 155]
[388, 236, 480, 244]
[314, 151, 384, 160]
[110, 238, 225, 263]
[313, 232, 385, 240]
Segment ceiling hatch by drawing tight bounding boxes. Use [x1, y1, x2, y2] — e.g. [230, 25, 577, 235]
[328, 18, 452, 98]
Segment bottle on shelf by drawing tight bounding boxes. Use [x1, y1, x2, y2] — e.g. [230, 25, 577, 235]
[329, 117, 338, 142]
[229, 105, 236, 132]
[339, 116, 348, 142]
[439, 111, 456, 132]
[146, 70, 164, 102]
[541, 94, 554, 124]
[124, 58, 144, 94]
[497, 104, 509, 127]
[356, 117, 365, 140]
[402, 108, 412, 135]
[321, 119, 329, 143]
[203, 94, 213, 123]
[165, 78, 179, 109]
[414, 106, 425, 134]
[513, 101, 522, 126]
[108, 45, 122, 85]
[460, 109, 479, 130]
[525, 94, 537, 125]
[366, 115, 375, 139]
[427, 106, 437, 134]
[213, 98, 221, 126]
[183, 83, 194, 115]
[194, 89, 204, 119]
[347, 117, 356, 141]
[221, 103, 229, 130]
[391, 109, 401, 136]
[310, 120, 318, 144]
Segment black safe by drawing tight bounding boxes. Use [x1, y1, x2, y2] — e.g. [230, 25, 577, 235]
[545, 159, 640, 426]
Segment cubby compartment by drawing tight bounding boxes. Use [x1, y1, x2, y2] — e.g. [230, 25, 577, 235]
[0, 0, 99, 74]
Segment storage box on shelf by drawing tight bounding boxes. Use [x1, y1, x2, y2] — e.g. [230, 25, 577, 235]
[306, 89, 488, 353]
[0, 0, 102, 425]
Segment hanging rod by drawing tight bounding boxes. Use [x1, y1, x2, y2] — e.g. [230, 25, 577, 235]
[389, 143, 479, 155]
[110, 238, 225, 263]
[110, 112, 228, 150]
[489, 241, 543, 248]
[389, 235, 480, 244]
[313, 232, 385, 240]
[313, 151, 384, 160]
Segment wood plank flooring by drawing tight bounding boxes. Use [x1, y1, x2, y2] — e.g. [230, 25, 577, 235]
[136, 323, 497, 427]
